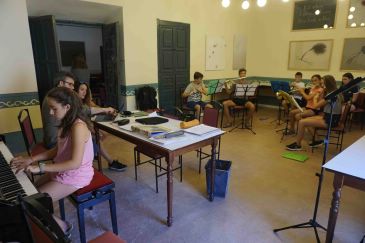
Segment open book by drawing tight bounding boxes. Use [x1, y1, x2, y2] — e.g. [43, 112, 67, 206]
[183, 124, 220, 135]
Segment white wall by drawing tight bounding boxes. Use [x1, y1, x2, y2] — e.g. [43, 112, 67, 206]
[0, 0, 41, 133]
[56, 24, 103, 73]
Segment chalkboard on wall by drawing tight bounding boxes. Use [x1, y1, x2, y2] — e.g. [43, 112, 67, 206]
[292, 0, 337, 30]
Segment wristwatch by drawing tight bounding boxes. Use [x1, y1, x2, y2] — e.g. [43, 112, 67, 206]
[38, 162, 46, 173]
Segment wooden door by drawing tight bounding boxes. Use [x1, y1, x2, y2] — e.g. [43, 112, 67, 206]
[158, 20, 190, 111]
[29, 15, 61, 104]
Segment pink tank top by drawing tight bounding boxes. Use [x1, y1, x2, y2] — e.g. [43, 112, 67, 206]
[52, 119, 94, 189]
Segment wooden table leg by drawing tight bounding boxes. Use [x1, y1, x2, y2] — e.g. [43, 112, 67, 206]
[166, 153, 174, 226]
[325, 173, 344, 243]
[209, 138, 218, 201]
[94, 126, 103, 173]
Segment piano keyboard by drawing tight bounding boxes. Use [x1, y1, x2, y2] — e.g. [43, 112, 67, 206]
[0, 142, 37, 202]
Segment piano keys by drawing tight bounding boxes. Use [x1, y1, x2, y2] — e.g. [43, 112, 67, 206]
[0, 141, 38, 202]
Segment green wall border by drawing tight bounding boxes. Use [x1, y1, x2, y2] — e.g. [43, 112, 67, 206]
[0, 92, 39, 109]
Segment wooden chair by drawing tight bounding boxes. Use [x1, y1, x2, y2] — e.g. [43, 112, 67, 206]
[58, 169, 118, 243]
[17, 109, 48, 157]
[311, 103, 351, 153]
[179, 87, 200, 121]
[349, 92, 365, 131]
[20, 196, 125, 243]
[197, 107, 221, 173]
[134, 146, 182, 193]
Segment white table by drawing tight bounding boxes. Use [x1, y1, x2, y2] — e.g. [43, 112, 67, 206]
[323, 135, 365, 242]
[94, 116, 224, 226]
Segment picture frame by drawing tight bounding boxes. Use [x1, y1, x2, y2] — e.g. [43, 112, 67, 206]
[340, 38, 365, 71]
[292, 0, 337, 31]
[288, 40, 333, 71]
[346, 0, 365, 28]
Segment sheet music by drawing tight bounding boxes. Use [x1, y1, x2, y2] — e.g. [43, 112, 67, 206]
[234, 83, 258, 97]
[184, 124, 220, 136]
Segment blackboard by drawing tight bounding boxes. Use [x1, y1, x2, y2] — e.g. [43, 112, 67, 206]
[292, 0, 337, 30]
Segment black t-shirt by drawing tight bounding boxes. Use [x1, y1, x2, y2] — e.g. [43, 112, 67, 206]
[342, 85, 359, 103]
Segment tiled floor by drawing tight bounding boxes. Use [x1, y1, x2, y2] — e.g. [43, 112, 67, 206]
[60, 107, 365, 243]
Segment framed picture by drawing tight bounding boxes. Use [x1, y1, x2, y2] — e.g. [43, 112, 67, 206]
[340, 38, 365, 71]
[288, 40, 333, 71]
[292, 0, 337, 30]
[206, 36, 226, 71]
[346, 0, 365, 28]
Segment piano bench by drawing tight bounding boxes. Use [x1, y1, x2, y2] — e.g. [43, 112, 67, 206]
[59, 169, 118, 243]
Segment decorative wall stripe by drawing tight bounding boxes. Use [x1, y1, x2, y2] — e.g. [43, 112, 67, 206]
[0, 92, 39, 109]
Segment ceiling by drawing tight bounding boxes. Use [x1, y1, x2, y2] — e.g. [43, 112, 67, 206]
[26, 0, 122, 23]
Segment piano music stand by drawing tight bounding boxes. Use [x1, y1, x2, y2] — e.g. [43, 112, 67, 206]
[270, 81, 291, 125]
[229, 82, 257, 134]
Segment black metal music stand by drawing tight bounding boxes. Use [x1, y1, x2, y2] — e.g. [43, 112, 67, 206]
[273, 97, 337, 243]
[229, 84, 256, 134]
[270, 81, 291, 126]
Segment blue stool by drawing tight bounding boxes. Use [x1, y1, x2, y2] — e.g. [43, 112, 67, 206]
[59, 169, 118, 243]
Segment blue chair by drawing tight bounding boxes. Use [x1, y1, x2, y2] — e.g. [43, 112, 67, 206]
[59, 169, 118, 243]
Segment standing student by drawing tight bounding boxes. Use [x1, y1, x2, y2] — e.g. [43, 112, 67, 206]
[222, 68, 256, 128]
[42, 72, 77, 149]
[77, 82, 127, 171]
[12, 87, 94, 234]
[286, 75, 343, 151]
[182, 72, 213, 119]
[287, 74, 324, 134]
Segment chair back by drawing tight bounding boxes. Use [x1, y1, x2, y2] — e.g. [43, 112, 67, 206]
[354, 92, 365, 109]
[18, 109, 37, 155]
[340, 103, 351, 128]
[202, 107, 219, 127]
[20, 196, 70, 243]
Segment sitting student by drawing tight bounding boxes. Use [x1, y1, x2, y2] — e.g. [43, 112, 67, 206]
[222, 68, 256, 128]
[287, 74, 324, 134]
[12, 87, 94, 234]
[282, 72, 306, 113]
[42, 72, 77, 149]
[182, 72, 213, 119]
[77, 82, 127, 171]
[341, 72, 359, 111]
[286, 75, 343, 151]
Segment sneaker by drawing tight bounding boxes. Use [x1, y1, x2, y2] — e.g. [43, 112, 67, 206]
[309, 140, 324, 148]
[108, 160, 127, 172]
[286, 142, 302, 151]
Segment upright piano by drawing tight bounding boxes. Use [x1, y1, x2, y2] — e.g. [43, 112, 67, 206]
[0, 141, 52, 242]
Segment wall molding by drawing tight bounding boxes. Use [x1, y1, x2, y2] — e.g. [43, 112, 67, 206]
[0, 92, 39, 109]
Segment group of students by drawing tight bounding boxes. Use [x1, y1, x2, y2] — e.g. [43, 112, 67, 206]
[183, 68, 256, 127]
[11, 71, 126, 235]
[285, 72, 359, 151]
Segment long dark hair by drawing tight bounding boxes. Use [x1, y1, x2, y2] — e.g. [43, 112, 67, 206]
[323, 75, 344, 104]
[47, 87, 93, 138]
[76, 83, 92, 107]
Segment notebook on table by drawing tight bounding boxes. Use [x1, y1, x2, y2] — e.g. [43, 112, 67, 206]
[135, 117, 169, 125]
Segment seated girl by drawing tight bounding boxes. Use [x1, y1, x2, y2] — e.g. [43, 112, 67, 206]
[287, 74, 324, 134]
[11, 87, 94, 234]
[286, 75, 343, 151]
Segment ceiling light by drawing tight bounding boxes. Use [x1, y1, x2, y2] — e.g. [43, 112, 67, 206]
[315, 10, 320, 15]
[242, 0, 250, 10]
[323, 24, 328, 29]
[349, 6, 355, 12]
[351, 23, 357, 27]
[222, 0, 230, 8]
[361, 23, 365, 27]
[257, 0, 267, 7]
[282, 0, 289, 2]
[348, 14, 354, 20]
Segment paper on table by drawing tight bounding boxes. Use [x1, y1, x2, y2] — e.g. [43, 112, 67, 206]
[184, 124, 219, 135]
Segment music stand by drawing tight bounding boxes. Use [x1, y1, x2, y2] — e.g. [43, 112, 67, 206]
[276, 91, 303, 142]
[270, 81, 291, 125]
[229, 82, 257, 134]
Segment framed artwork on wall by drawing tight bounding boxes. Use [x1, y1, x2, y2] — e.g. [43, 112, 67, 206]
[288, 40, 333, 71]
[206, 36, 226, 71]
[292, 0, 337, 30]
[340, 38, 365, 71]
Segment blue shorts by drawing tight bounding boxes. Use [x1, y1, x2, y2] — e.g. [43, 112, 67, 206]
[187, 101, 207, 109]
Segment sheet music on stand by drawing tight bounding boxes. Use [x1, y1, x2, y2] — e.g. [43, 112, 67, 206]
[278, 90, 303, 112]
[207, 80, 226, 95]
[234, 83, 258, 97]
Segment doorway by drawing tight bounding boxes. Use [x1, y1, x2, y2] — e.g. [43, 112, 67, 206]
[157, 20, 190, 111]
